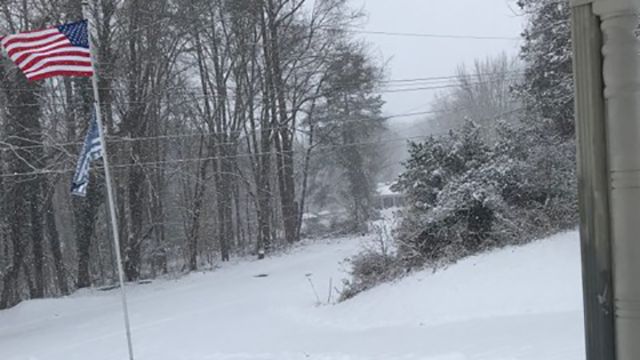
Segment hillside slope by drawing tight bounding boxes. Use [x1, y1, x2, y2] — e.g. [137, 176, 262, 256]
[0, 232, 584, 360]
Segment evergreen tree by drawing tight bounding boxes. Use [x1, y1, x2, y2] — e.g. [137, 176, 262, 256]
[516, 0, 573, 137]
[312, 43, 387, 232]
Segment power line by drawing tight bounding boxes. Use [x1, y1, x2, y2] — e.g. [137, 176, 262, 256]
[0, 105, 514, 153]
[0, 108, 526, 179]
[0, 76, 523, 109]
[122, 9, 523, 42]
[379, 71, 524, 84]
[0, 135, 433, 179]
[0, 71, 524, 93]
[345, 29, 522, 41]
[0, 108, 464, 153]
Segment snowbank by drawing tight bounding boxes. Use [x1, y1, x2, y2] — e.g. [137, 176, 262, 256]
[0, 232, 585, 360]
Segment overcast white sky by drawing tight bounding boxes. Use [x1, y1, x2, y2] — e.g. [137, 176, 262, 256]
[352, 0, 525, 127]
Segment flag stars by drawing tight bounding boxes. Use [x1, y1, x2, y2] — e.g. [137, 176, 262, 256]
[57, 20, 89, 49]
[3, 19, 93, 80]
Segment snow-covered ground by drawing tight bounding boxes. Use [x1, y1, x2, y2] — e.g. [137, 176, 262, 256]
[0, 231, 585, 360]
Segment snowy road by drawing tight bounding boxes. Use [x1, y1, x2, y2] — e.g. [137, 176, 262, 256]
[0, 232, 585, 360]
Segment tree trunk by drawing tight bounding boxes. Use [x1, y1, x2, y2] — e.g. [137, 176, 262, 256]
[297, 123, 315, 240]
[0, 73, 41, 308]
[187, 139, 209, 271]
[214, 144, 233, 262]
[126, 161, 145, 281]
[29, 182, 45, 299]
[0, 212, 26, 309]
[264, 0, 299, 243]
[44, 185, 69, 295]
[74, 175, 103, 289]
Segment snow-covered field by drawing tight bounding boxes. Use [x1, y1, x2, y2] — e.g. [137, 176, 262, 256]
[0, 231, 585, 360]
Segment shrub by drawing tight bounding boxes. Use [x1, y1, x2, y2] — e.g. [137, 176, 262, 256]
[339, 223, 402, 300]
[341, 118, 578, 299]
[339, 249, 402, 301]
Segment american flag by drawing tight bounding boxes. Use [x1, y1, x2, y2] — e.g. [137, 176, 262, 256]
[71, 106, 102, 197]
[1, 20, 93, 81]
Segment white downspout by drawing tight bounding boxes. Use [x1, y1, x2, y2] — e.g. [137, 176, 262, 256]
[593, 0, 640, 358]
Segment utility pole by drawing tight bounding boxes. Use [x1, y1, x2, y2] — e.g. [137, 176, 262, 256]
[571, 0, 640, 359]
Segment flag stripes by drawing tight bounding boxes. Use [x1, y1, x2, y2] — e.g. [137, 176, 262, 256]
[71, 106, 103, 197]
[1, 20, 93, 81]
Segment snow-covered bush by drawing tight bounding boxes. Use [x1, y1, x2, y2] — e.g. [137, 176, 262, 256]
[394, 118, 576, 269]
[340, 222, 401, 300]
[341, 116, 577, 299]
[341, 0, 578, 297]
[339, 249, 402, 301]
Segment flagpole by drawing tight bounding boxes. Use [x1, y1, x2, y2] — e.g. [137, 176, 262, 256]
[82, 2, 135, 360]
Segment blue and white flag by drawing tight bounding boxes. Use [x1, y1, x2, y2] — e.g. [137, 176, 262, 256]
[71, 106, 102, 197]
